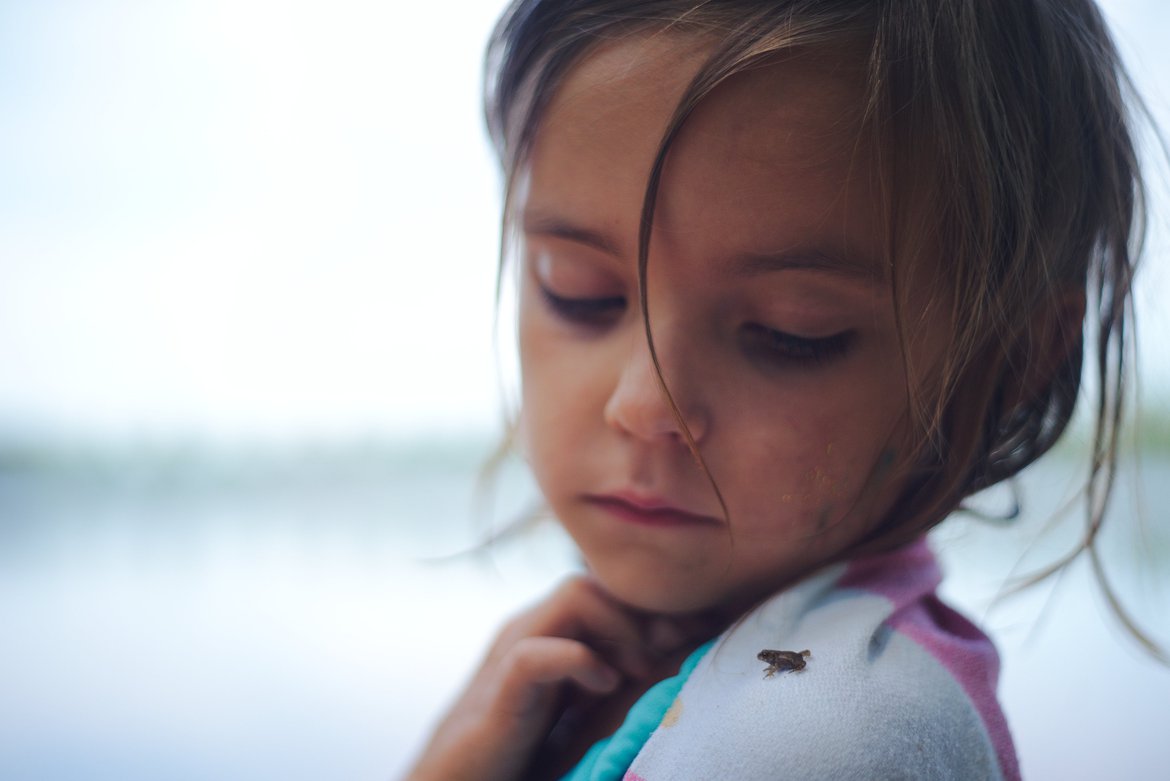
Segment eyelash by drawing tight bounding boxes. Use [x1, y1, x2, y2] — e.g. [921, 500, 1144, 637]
[741, 323, 855, 366]
[539, 285, 626, 325]
[539, 284, 854, 367]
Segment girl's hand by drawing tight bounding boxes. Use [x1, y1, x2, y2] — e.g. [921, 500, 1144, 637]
[402, 576, 698, 781]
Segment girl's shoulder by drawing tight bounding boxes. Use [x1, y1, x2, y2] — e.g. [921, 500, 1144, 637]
[629, 540, 1021, 781]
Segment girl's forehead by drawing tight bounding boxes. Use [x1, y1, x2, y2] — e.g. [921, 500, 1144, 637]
[542, 33, 867, 146]
[543, 33, 705, 121]
[533, 35, 703, 181]
[527, 33, 882, 277]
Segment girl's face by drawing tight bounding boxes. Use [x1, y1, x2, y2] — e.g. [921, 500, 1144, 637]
[516, 35, 947, 615]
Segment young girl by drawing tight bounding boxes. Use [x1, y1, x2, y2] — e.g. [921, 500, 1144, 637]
[408, 1, 1151, 779]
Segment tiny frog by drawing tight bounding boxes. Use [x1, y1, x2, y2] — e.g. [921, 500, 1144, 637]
[757, 649, 811, 678]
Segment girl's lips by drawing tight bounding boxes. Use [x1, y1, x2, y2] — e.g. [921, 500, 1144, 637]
[585, 493, 722, 527]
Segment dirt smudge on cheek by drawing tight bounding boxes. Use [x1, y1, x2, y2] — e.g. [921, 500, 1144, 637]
[780, 464, 841, 510]
[790, 463, 841, 505]
[847, 447, 901, 516]
[873, 448, 897, 483]
[780, 445, 843, 507]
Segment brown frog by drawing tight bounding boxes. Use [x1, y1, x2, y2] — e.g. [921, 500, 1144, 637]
[757, 649, 811, 678]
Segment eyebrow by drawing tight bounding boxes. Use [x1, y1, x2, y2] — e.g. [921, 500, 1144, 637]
[522, 214, 625, 258]
[524, 213, 882, 285]
[726, 249, 882, 285]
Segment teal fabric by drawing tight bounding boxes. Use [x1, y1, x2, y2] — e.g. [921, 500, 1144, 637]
[560, 639, 716, 781]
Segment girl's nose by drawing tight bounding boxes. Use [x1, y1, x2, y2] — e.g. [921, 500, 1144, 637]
[603, 335, 709, 445]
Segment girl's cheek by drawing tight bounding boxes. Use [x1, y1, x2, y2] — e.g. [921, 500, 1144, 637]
[781, 459, 846, 507]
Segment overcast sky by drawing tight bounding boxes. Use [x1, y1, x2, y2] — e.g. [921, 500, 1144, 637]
[0, 0, 1166, 445]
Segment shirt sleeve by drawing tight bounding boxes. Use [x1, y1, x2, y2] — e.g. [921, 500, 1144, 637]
[625, 586, 1009, 780]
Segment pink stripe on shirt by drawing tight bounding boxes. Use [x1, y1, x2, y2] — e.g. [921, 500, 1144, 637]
[839, 540, 1021, 781]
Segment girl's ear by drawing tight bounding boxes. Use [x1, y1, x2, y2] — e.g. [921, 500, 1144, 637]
[1001, 289, 1087, 412]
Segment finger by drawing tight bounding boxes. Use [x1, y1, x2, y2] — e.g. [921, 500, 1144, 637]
[499, 576, 656, 677]
[494, 636, 621, 721]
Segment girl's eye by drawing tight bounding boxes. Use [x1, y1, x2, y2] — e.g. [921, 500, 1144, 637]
[539, 284, 626, 326]
[741, 322, 855, 367]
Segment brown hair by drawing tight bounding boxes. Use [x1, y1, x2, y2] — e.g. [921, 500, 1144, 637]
[483, 0, 1158, 656]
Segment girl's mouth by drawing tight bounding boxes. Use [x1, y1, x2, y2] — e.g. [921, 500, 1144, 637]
[585, 492, 722, 527]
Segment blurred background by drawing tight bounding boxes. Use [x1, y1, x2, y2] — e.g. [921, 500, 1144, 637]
[0, 1, 1168, 779]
